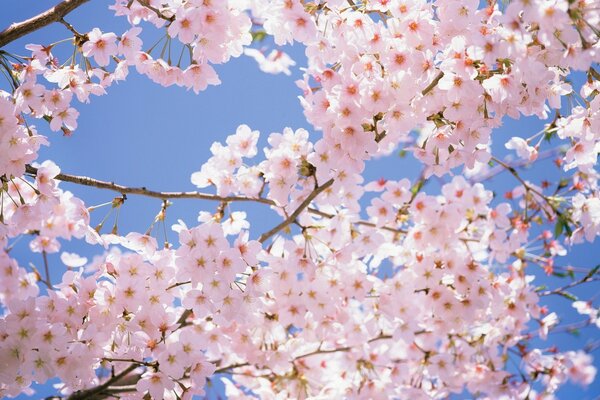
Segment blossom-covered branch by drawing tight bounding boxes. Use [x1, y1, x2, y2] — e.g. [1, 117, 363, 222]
[25, 164, 275, 205]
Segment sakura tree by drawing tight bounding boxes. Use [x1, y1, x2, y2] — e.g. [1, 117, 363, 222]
[0, 0, 599, 399]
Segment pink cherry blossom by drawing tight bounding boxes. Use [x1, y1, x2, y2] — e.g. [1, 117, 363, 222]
[82, 28, 118, 67]
[0, 1, 599, 398]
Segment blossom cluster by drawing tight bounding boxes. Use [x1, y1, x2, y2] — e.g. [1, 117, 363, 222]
[296, 0, 600, 178]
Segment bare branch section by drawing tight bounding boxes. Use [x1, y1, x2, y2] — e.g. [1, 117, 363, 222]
[25, 164, 275, 205]
[421, 71, 444, 96]
[0, 0, 89, 48]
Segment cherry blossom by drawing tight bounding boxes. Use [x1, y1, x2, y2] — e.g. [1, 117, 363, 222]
[81, 28, 118, 67]
[0, 0, 599, 398]
[244, 48, 296, 76]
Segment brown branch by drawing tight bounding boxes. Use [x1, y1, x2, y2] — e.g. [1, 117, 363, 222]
[584, 338, 600, 353]
[42, 250, 51, 287]
[259, 178, 334, 243]
[26, 164, 410, 239]
[210, 335, 395, 379]
[66, 363, 139, 400]
[25, 164, 275, 205]
[166, 280, 191, 291]
[26, 164, 407, 240]
[137, 0, 175, 22]
[527, 319, 592, 337]
[27, 162, 411, 245]
[421, 71, 444, 96]
[490, 156, 547, 199]
[539, 276, 600, 297]
[176, 308, 193, 328]
[214, 362, 250, 374]
[473, 148, 560, 183]
[490, 156, 563, 218]
[294, 334, 393, 361]
[307, 207, 407, 235]
[102, 357, 157, 367]
[0, 0, 90, 48]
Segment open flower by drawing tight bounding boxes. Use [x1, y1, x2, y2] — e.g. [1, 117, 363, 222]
[82, 28, 118, 66]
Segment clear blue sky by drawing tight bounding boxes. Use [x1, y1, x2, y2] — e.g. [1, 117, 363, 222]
[1, 1, 598, 399]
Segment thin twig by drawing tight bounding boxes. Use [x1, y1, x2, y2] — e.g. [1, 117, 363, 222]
[584, 339, 600, 353]
[58, 17, 84, 39]
[166, 280, 191, 291]
[214, 362, 250, 374]
[102, 357, 157, 367]
[307, 207, 408, 235]
[294, 334, 392, 361]
[42, 250, 51, 287]
[491, 156, 562, 216]
[472, 148, 561, 183]
[539, 276, 600, 297]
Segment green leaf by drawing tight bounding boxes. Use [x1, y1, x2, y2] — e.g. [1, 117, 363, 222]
[564, 220, 573, 236]
[554, 220, 564, 238]
[557, 178, 569, 189]
[411, 179, 425, 196]
[584, 264, 600, 280]
[544, 131, 555, 143]
[251, 30, 267, 42]
[557, 291, 578, 301]
[554, 216, 572, 238]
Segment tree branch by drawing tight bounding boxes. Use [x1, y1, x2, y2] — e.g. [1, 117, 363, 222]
[25, 164, 275, 205]
[176, 308, 192, 327]
[472, 148, 560, 183]
[42, 250, 51, 287]
[137, 0, 175, 22]
[539, 275, 600, 297]
[306, 207, 407, 235]
[421, 71, 444, 96]
[294, 334, 392, 361]
[25, 164, 411, 240]
[490, 156, 563, 217]
[25, 165, 408, 240]
[66, 363, 139, 400]
[259, 178, 334, 243]
[0, 0, 89, 48]
[214, 362, 250, 374]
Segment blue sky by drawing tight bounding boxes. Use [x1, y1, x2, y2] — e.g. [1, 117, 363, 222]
[1, 1, 599, 399]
